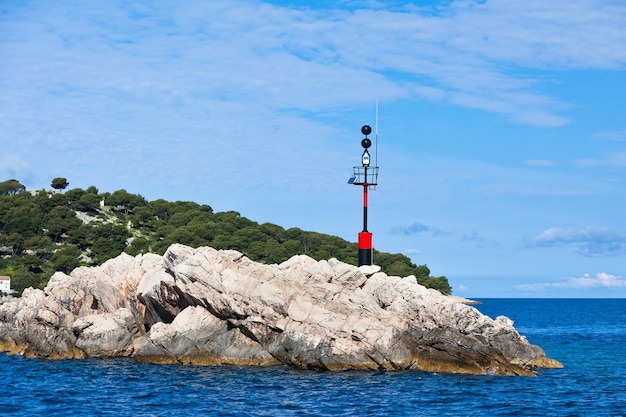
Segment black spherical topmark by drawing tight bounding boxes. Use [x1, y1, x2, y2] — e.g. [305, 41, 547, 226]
[361, 125, 372, 136]
[361, 138, 372, 149]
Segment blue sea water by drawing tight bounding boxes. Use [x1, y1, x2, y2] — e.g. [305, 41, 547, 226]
[2, 299, 625, 416]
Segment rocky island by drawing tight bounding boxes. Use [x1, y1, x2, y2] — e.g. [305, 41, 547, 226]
[0, 244, 562, 375]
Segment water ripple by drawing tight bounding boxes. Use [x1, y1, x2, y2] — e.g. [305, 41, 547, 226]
[3, 299, 626, 416]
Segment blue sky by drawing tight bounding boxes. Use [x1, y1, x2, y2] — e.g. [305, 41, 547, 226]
[2, 0, 626, 298]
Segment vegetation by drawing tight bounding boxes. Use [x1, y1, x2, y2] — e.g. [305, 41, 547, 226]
[0, 178, 451, 296]
[51, 177, 69, 191]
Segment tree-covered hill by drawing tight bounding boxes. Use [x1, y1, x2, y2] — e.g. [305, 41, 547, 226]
[0, 178, 451, 296]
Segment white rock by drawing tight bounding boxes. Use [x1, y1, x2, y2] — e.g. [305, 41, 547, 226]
[0, 244, 561, 375]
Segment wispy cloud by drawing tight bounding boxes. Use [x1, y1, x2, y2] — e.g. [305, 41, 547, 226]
[391, 222, 446, 237]
[531, 226, 626, 256]
[461, 231, 486, 244]
[516, 272, 626, 291]
[591, 130, 626, 142]
[444, 0, 626, 68]
[0, 155, 33, 183]
[1, 1, 626, 297]
[1, 1, 624, 197]
[574, 150, 626, 168]
[432, 159, 605, 197]
[403, 248, 422, 256]
[391, 222, 429, 235]
[524, 159, 556, 167]
[3, 0, 626, 160]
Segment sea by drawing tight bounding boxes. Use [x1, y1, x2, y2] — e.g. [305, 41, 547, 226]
[2, 299, 625, 416]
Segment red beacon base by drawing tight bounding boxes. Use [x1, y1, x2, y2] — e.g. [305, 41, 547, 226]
[358, 231, 372, 266]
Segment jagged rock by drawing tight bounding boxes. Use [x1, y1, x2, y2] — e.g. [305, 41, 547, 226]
[0, 244, 562, 375]
[134, 305, 278, 366]
[3, 287, 82, 359]
[73, 308, 137, 356]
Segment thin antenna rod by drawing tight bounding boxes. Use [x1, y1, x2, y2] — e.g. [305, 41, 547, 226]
[375, 98, 379, 167]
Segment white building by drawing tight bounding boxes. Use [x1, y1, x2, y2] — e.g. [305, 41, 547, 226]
[0, 276, 10, 293]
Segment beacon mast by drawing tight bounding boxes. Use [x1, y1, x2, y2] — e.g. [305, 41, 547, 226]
[348, 125, 379, 266]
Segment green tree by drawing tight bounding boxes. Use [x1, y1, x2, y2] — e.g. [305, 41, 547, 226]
[67, 224, 90, 249]
[10, 266, 46, 295]
[282, 239, 304, 258]
[81, 223, 130, 263]
[385, 261, 416, 277]
[50, 246, 82, 273]
[125, 237, 150, 256]
[24, 235, 53, 255]
[147, 199, 172, 221]
[260, 223, 288, 243]
[264, 239, 289, 264]
[51, 177, 69, 191]
[108, 189, 147, 215]
[1, 201, 43, 243]
[34, 190, 68, 213]
[76, 192, 101, 212]
[414, 264, 431, 280]
[418, 276, 452, 295]
[90, 237, 126, 264]
[0, 179, 25, 195]
[0, 182, 453, 295]
[64, 188, 86, 204]
[165, 227, 199, 247]
[45, 206, 81, 242]
[132, 206, 156, 228]
[22, 253, 46, 274]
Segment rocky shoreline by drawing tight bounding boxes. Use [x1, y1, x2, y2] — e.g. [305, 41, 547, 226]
[0, 244, 562, 375]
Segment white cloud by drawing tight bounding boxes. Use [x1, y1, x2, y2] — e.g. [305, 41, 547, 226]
[532, 226, 626, 256]
[516, 272, 626, 291]
[4, 0, 624, 144]
[0, 1, 625, 296]
[444, 0, 626, 69]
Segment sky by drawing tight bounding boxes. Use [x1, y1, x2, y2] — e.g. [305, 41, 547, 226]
[1, 0, 626, 298]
